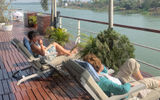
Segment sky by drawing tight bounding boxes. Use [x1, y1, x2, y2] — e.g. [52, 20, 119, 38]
[13, 0, 89, 3]
[13, 0, 41, 3]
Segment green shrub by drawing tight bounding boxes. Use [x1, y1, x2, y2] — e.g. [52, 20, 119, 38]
[46, 26, 70, 46]
[28, 16, 37, 27]
[0, 16, 7, 23]
[80, 29, 135, 72]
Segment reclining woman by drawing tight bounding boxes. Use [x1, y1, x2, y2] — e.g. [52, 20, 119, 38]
[83, 54, 160, 97]
[28, 31, 77, 57]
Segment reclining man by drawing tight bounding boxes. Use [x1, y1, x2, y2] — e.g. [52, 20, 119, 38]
[83, 53, 160, 97]
[27, 31, 77, 57]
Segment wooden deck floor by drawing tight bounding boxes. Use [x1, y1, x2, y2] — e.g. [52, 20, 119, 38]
[0, 22, 153, 100]
[0, 22, 92, 100]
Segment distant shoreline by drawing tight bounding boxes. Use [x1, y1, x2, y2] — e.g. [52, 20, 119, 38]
[63, 5, 160, 16]
[12, 3, 160, 16]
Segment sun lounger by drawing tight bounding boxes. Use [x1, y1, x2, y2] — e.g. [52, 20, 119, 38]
[63, 60, 147, 100]
[11, 38, 79, 85]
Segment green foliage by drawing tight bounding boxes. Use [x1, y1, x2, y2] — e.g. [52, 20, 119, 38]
[80, 29, 135, 72]
[76, 0, 160, 14]
[46, 26, 70, 46]
[142, 0, 153, 10]
[40, 0, 48, 11]
[0, 0, 11, 23]
[151, 0, 160, 8]
[92, 0, 109, 9]
[78, 33, 95, 49]
[28, 16, 37, 27]
[119, 0, 139, 10]
[142, 0, 160, 10]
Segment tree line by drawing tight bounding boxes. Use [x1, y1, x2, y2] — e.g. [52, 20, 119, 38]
[90, 0, 160, 10]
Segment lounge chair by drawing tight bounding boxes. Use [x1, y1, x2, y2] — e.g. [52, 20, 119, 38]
[63, 60, 148, 100]
[11, 38, 79, 85]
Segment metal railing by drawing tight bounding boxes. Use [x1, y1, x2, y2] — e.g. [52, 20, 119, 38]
[59, 15, 160, 73]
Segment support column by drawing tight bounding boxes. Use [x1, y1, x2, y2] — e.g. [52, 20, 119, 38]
[59, 17, 62, 28]
[54, 0, 57, 18]
[51, 0, 54, 26]
[108, 0, 114, 29]
[75, 20, 81, 44]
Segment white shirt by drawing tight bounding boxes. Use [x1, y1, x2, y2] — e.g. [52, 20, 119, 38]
[99, 72, 122, 85]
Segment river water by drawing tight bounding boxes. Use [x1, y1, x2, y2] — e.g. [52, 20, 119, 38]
[12, 3, 160, 76]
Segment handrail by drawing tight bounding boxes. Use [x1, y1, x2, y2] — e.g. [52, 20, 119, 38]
[132, 42, 160, 52]
[60, 15, 160, 72]
[60, 15, 160, 34]
[63, 21, 160, 53]
[136, 59, 160, 71]
[24, 12, 160, 34]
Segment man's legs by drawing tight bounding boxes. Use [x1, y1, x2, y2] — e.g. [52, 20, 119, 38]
[139, 78, 160, 89]
[132, 68, 144, 80]
[115, 58, 143, 83]
[116, 58, 160, 89]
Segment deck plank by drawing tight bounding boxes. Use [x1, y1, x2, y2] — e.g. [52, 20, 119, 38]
[9, 93, 16, 100]
[2, 80, 10, 94]
[0, 81, 4, 95]
[3, 95, 9, 100]
[15, 92, 23, 100]
[0, 95, 2, 100]
[20, 90, 30, 100]
[37, 87, 51, 100]
[32, 88, 43, 100]
[26, 89, 36, 100]
[0, 70, 3, 80]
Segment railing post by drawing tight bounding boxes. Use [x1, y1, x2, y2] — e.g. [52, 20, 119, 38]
[75, 20, 81, 44]
[59, 17, 62, 28]
[109, 0, 114, 29]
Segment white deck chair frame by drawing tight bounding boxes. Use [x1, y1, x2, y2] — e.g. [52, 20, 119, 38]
[11, 38, 69, 85]
[64, 60, 146, 100]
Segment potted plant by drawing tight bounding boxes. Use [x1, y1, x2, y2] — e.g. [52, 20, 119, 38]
[2, 19, 13, 31]
[0, 17, 5, 30]
[28, 15, 37, 28]
[80, 29, 135, 72]
[0, 0, 13, 31]
[45, 26, 70, 46]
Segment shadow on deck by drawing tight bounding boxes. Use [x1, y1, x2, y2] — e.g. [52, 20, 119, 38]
[0, 22, 92, 100]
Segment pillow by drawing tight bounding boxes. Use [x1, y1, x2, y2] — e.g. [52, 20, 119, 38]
[23, 37, 33, 55]
[75, 60, 100, 82]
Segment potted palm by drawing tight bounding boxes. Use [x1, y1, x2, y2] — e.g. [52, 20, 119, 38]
[45, 26, 70, 46]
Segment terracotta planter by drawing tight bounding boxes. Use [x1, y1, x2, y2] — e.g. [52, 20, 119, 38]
[34, 24, 38, 29]
[24, 12, 37, 27]
[3, 24, 13, 31]
[37, 14, 51, 35]
[0, 23, 5, 30]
